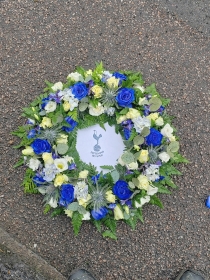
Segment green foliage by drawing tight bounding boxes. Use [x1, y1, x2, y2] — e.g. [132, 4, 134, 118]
[72, 212, 83, 235]
[125, 215, 138, 230]
[68, 108, 78, 121]
[150, 195, 164, 208]
[51, 207, 65, 217]
[22, 168, 38, 194]
[14, 157, 24, 168]
[100, 165, 114, 171]
[171, 153, 189, 163]
[102, 216, 117, 234]
[102, 230, 117, 240]
[43, 204, 51, 214]
[93, 219, 102, 233]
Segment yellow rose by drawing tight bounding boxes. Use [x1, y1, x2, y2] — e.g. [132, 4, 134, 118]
[169, 135, 176, 142]
[126, 108, 140, 119]
[106, 190, 116, 203]
[54, 174, 68, 187]
[63, 101, 71, 112]
[114, 204, 124, 220]
[22, 146, 34, 156]
[138, 149, 149, 163]
[117, 115, 127, 124]
[78, 194, 91, 208]
[64, 209, 73, 218]
[56, 134, 68, 144]
[146, 113, 159, 121]
[106, 77, 119, 88]
[91, 85, 103, 98]
[134, 145, 140, 151]
[40, 117, 52, 129]
[42, 152, 54, 165]
[137, 175, 150, 190]
[79, 170, 89, 179]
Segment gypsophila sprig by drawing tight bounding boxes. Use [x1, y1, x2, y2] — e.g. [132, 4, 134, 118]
[13, 62, 188, 239]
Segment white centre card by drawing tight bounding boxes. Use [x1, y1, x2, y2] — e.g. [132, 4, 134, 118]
[76, 123, 125, 172]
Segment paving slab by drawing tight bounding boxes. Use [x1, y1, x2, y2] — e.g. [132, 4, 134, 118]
[0, 0, 209, 279]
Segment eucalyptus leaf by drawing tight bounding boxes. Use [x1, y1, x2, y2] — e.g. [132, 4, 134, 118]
[132, 178, 140, 187]
[168, 141, 179, 152]
[166, 149, 174, 158]
[56, 115, 64, 124]
[121, 152, 135, 164]
[134, 151, 141, 161]
[149, 97, 162, 112]
[140, 127, 150, 137]
[57, 143, 69, 155]
[111, 170, 120, 183]
[77, 205, 87, 215]
[133, 135, 144, 146]
[123, 212, 130, 220]
[67, 202, 79, 211]
[39, 110, 46, 116]
[79, 102, 88, 112]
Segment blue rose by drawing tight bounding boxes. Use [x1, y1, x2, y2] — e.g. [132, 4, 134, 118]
[112, 72, 127, 83]
[206, 196, 210, 208]
[59, 184, 75, 207]
[146, 128, 163, 146]
[27, 129, 37, 139]
[116, 88, 135, 108]
[32, 175, 46, 186]
[31, 139, 51, 154]
[113, 180, 133, 200]
[71, 82, 88, 100]
[62, 116, 78, 132]
[91, 207, 108, 220]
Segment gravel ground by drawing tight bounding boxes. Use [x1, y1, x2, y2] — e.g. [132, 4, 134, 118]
[0, 1, 209, 280]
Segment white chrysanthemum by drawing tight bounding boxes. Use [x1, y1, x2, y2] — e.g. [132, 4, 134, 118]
[54, 158, 68, 172]
[67, 72, 84, 82]
[44, 101, 57, 113]
[28, 158, 41, 171]
[145, 164, 159, 181]
[74, 181, 88, 200]
[161, 123, 173, 138]
[132, 116, 151, 133]
[159, 152, 170, 163]
[89, 103, 105, 116]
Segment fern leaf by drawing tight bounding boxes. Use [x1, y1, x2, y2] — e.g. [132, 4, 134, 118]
[72, 212, 83, 235]
[103, 217, 117, 234]
[102, 230, 117, 240]
[93, 219, 102, 233]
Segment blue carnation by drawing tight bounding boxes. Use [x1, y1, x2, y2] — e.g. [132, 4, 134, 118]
[33, 175, 46, 186]
[62, 116, 78, 132]
[113, 180, 133, 200]
[31, 139, 51, 155]
[59, 184, 75, 207]
[112, 72, 127, 83]
[71, 82, 88, 100]
[116, 88, 135, 108]
[91, 207, 108, 220]
[146, 128, 163, 147]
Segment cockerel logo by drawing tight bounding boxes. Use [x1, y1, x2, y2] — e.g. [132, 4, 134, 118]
[93, 130, 102, 152]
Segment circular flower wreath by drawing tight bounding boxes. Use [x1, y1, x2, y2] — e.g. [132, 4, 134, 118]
[13, 63, 188, 239]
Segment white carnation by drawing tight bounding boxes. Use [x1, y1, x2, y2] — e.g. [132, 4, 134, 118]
[51, 82, 63, 91]
[82, 211, 91, 220]
[28, 158, 41, 171]
[89, 103, 105, 116]
[67, 72, 84, 82]
[48, 197, 58, 208]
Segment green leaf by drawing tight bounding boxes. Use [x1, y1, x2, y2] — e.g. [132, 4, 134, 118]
[51, 207, 64, 217]
[145, 83, 158, 95]
[100, 165, 114, 171]
[150, 195, 163, 208]
[57, 143, 69, 155]
[102, 230, 117, 240]
[79, 102, 88, 112]
[43, 204, 51, 214]
[72, 212, 83, 235]
[172, 153, 189, 163]
[67, 202, 79, 211]
[111, 170, 120, 183]
[14, 157, 24, 168]
[149, 97, 162, 112]
[93, 219, 102, 233]
[140, 127, 150, 137]
[121, 152, 135, 164]
[136, 208, 144, 223]
[103, 217, 117, 234]
[119, 108, 129, 115]
[157, 186, 171, 194]
[133, 135, 144, 145]
[125, 215, 138, 230]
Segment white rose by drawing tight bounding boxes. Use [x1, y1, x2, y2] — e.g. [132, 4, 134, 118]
[67, 72, 84, 82]
[44, 101, 57, 113]
[127, 162, 138, 170]
[155, 116, 164, 126]
[28, 158, 41, 171]
[51, 82, 63, 91]
[89, 103, 105, 116]
[159, 152, 170, 163]
[161, 123, 173, 138]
